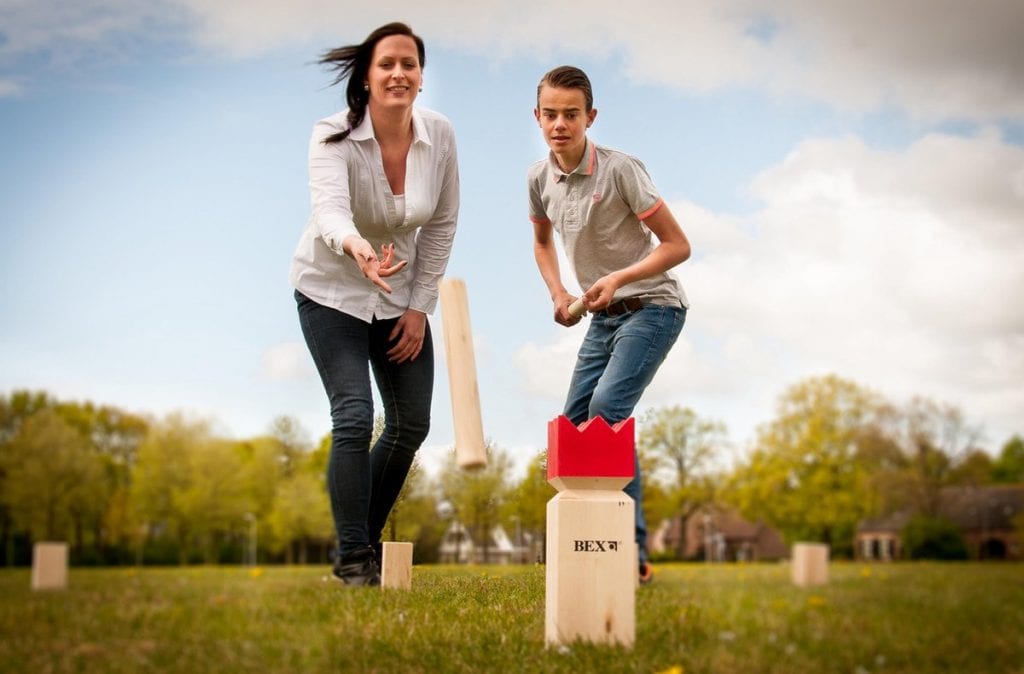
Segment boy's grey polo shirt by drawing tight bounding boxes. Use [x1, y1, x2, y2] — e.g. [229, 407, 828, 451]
[528, 140, 688, 309]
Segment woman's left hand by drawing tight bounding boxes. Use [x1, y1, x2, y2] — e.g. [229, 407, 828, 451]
[387, 309, 427, 363]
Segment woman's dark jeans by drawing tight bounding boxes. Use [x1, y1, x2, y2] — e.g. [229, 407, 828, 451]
[296, 291, 432, 557]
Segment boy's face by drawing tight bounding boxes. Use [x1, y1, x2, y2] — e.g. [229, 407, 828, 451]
[534, 84, 597, 163]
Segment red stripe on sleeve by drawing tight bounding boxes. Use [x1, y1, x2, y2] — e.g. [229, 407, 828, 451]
[637, 198, 664, 221]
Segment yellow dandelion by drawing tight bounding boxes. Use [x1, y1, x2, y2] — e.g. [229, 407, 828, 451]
[655, 666, 684, 674]
[249, 566, 264, 578]
[807, 595, 827, 608]
[860, 567, 872, 578]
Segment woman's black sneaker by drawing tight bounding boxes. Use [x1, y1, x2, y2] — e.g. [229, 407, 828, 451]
[332, 547, 381, 586]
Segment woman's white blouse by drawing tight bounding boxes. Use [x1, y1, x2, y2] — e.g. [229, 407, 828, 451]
[290, 107, 459, 322]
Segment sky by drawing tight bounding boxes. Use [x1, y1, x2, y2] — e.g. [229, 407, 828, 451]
[2, 0, 1022, 478]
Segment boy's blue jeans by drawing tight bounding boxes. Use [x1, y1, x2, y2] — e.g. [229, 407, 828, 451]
[296, 290, 433, 558]
[563, 303, 686, 565]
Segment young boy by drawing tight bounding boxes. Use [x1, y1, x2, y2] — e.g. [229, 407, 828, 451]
[528, 65, 691, 584]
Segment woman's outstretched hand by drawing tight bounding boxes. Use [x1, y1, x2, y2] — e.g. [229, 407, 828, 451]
[346, 238, 408, 293]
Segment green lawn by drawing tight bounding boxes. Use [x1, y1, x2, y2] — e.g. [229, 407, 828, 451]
[1, 562, 1022, 673]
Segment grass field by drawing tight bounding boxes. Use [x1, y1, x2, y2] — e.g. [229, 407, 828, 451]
[2, 562, 1022, 673]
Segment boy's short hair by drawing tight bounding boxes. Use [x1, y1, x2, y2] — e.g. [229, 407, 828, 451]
[537, 65, 594, 111]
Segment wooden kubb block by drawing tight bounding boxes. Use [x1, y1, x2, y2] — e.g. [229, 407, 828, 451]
[381, 542, 413, 590]
[791, 542, 830, 587]
[545, 416, 636, 648]
[31, 542, 68, 591]
[546, 492, 635, 647]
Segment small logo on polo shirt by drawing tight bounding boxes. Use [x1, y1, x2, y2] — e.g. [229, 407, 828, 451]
[593, 192, 602, 203]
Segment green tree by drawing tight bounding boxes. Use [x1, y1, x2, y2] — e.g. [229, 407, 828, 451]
[268, 415, 310, 478]
[439, 443, 512, 563]
[56, 400, 149, 561]
[56, 400, 148, 475]
[723, 375, 881, 556]
[1, 391, 58, 563]
[267, 451, 333, 564]
[1, 391, 150, 564]
[890, 398, 979, 517]
[0, 390, 55, 444]
[504, 451, 553, 561]
[948, 449, 995, 486]
[173, 438, 255, 564]
[235, 434, 292, 559]
[847, 413, 909, 519]
[638, 406, 726, 558]
[901, 515, 969, 560]
[638, 477, 674, 546]
[131, 415, 210, 563]
[0, 409, 102, 543]
[505, 452, 551, 535]
[992, 435, 1024, 483]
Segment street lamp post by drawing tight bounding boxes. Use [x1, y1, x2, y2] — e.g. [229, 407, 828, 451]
[511, 515, 522, 564]
[703, 511, 713, 563]
[437, 500, 459, 564]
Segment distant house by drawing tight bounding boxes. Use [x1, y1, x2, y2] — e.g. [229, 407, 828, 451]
[651, 507, 788, 562]
[856, 485, 1024, 561]
[856, 511, 910, 561]
[438, 521, 535, 564]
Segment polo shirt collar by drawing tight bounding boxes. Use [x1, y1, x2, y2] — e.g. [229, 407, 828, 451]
[548, 139, 596, 182]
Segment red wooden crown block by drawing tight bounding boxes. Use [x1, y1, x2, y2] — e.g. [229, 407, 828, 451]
[547, 415, 635, 480]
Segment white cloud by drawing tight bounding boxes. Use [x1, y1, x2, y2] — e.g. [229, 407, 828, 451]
[512, 328, 584, 402]
[699, 129, 1023, 438]
[0, 0, 188, 69]
[174, 0, 1024, 120]
[261, 341, 314, 380]
[513, 129, 1024, 445]
[0, 78, 21, 97]
[764, 0, 1024, 120]
[4, 1, 1021, 120]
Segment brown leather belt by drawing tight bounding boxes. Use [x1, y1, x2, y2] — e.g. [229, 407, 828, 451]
[599, 297, 645, 316]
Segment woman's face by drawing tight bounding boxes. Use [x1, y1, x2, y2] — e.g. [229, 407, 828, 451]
[365, 35, 422, 110]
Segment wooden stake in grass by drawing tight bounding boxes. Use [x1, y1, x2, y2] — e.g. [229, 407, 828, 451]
[791, 542, 830, 587]
[545, 415, 636, 648]
[381, 542, 413, 591]
[31, 542, 68, 591]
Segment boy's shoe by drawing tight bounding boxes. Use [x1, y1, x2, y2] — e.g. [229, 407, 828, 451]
[639, 560, 654, 585]
[332, 547, 381, 587]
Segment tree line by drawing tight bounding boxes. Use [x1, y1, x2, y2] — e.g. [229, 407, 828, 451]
[1, 375, 1021, 566]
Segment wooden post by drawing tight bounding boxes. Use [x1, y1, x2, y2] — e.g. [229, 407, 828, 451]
[31, 542, 68, 590]
[381, 542, 413, 590]
[545, 415, 636, 648]
[791, 542, 830, 587]
[439, 278, 487, 470]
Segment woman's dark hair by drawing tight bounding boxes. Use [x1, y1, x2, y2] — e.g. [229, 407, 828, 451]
[537, 65, 594, 111]
[319, 22, 426, 144]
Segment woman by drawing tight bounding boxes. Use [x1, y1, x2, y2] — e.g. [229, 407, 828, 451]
[290, 22, 459, 586]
